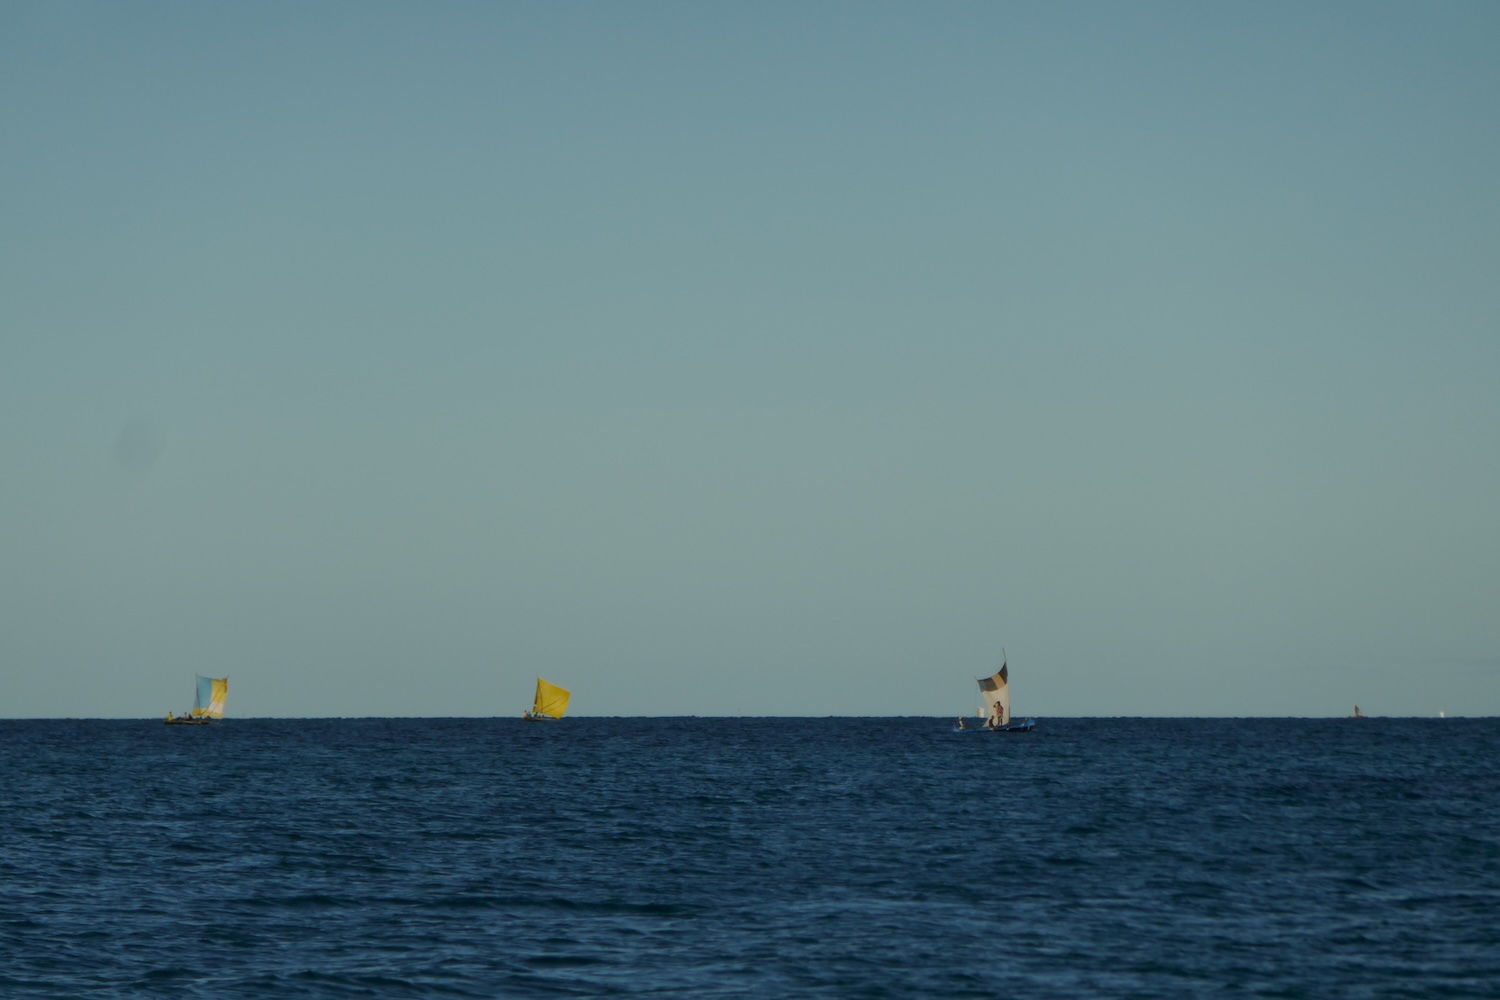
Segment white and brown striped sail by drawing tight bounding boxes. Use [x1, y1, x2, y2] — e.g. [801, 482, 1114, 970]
[977, 658, 1010, 726]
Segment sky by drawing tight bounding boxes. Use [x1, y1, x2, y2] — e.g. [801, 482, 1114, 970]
[2, 1, 1497, 718]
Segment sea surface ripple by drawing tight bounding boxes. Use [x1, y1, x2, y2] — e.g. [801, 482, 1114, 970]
[2, 717, 1497, 997]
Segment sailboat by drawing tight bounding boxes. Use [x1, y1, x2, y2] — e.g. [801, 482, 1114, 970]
[954, 651, 1035, 733]
[165, 675, 228, 725]
[522, 677, 570, 721]
[1350, 704, 1367, 719]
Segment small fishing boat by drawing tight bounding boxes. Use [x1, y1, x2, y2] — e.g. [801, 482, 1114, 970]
[953, 652, 1035, 733]
[522, 677, 570, 721]
[165, 675, 228, 725]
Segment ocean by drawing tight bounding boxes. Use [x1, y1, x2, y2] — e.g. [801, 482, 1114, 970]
[2, 717, 1496, 998]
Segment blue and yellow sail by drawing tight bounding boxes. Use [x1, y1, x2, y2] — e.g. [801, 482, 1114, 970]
[192, 675, 228, 719]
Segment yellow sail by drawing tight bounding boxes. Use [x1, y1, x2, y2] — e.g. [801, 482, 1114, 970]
[531, 677, 570, 719]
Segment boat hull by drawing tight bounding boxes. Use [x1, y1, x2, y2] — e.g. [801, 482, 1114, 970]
[953, 719, 1036, 733]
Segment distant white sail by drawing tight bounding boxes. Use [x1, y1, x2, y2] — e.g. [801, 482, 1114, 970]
[977, 659, 1010, 726]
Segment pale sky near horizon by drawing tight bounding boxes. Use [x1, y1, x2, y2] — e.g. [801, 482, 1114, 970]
[3, 1, 1497, 718]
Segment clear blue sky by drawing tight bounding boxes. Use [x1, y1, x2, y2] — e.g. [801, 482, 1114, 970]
[3, 1, 1496, 717]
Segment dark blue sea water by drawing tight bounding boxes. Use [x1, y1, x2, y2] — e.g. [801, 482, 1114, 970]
[2, 717, 1497, 998]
